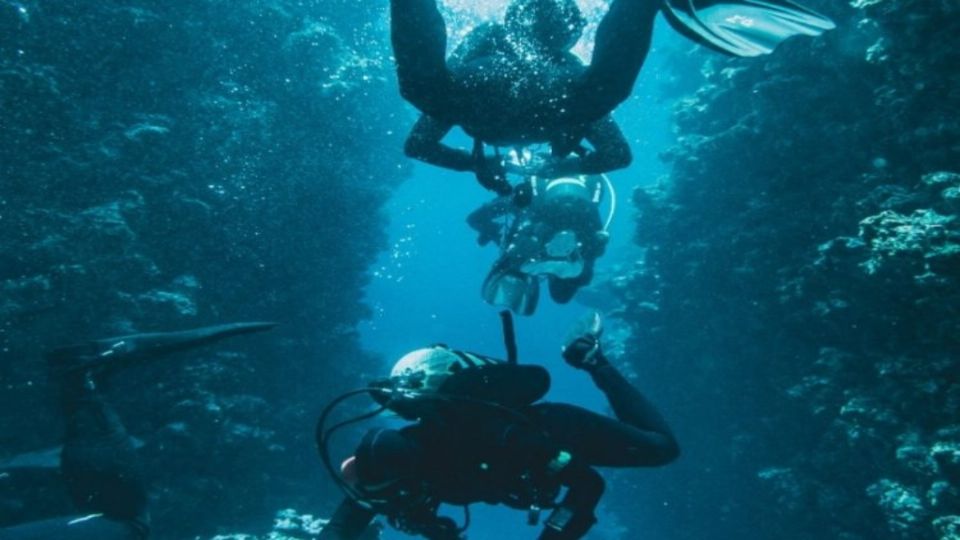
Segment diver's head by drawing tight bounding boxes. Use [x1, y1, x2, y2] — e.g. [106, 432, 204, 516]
[372, 345, 551, 418]
[384, 346, 501, 396]
[505, 0, 586, 53]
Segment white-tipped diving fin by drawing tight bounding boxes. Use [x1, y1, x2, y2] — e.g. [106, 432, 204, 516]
[662, 0, 836, 57]
[482, 269, 540, 316]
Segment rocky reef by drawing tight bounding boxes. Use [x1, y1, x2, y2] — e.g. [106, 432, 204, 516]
[1, 1, 407, 538]
[209, 508, 382, 540]
[610, 1, 959, 539]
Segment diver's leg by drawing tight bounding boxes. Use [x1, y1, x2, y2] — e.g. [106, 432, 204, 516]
[0, 373, 148, 540]
[315, 498, 376, 540]
[568, 0, 661, 123]
[530, 367, 678, 468]
[57, 373, 149, 536]
[390, 0, 453, 118]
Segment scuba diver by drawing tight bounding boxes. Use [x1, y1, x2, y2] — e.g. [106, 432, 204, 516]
[390, 0, 835, 193]
[0, 322, 275, 539]
[469, 174, 611, 315]
[402, 0, 633, 195]
[316, 312, 679, 540]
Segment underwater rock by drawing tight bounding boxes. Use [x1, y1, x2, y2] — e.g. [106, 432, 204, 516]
[858, 209, 956, 276]
[756, 467, 804, 511]
[1, 1, 407, 538]
[867, 479, 928, 535]
[932, 438, 960, 482]
[933, 515, 960, 540]
[607, 0, 960, 538]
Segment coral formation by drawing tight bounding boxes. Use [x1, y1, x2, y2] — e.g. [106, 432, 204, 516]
[0, 1, 406, 538]
[609, 0, 960, 538]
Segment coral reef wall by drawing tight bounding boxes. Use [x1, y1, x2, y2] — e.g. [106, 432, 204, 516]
[1, 1, 406, 538]
[612, 1, 959, 539]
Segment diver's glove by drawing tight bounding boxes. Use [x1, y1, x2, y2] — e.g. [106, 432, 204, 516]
[561, 335, 609, 372]
[476, 157, 512, 196]
[477, 229, 497, 247]
[562, 312, 609, 372]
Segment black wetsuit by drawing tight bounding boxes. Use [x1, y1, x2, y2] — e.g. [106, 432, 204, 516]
[319, 361, 678, 540]
[0, 375, 148, 540]
[391, 0, 660, 145]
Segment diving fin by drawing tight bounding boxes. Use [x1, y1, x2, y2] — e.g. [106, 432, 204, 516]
[482, 269, 540, 316]
[47, 322, 278, 375]
[662, 0, 836, 57]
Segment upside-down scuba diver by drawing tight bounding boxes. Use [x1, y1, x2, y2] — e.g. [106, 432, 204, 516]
[469, 173, 612, 315]
[390, 0, 835, 194]
[316, 312, 679, 540]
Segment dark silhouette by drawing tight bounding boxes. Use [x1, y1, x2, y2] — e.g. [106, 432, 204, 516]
[391, 0, 653, 193]
[317, 316, 679, 540]
[0, 323, 275, 539]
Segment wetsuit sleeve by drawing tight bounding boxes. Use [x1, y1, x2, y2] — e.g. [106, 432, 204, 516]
[404, 114, 475, 172]
[466, 195, 514, 244]
[580, 116, 632, 172]
[316, 499, 376, 540]
[543, 116, 632, 176]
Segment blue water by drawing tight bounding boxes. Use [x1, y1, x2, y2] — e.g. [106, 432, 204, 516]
[359, 17, 680, 540]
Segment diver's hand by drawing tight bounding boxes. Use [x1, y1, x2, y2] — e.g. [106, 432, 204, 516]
[477, 230, 497, 247]
[561, 335, 609, 371]
[476, 158, 511, 196]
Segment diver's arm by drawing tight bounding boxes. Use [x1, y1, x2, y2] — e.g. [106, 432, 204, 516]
[589, 363, 678, 460]
[316, 498, 376, 540]
[467, 196, 514, 230]
[405, 114, 512, 195]
[540, 117, 631, 177]
[581, 116, 632, 172]
[466, 195, 515, 246]
[404, 114, 475, 172]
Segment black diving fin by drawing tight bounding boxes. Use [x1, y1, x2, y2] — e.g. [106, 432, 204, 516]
[482, 268, 540, 316]
[662, 0, 836, 57]
[46, 322, 277, 375]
